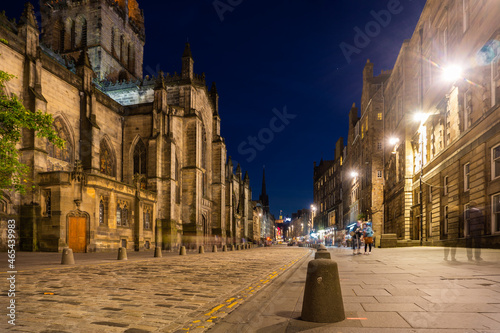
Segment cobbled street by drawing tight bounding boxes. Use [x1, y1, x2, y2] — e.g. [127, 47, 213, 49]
[1, 247, 310, 333]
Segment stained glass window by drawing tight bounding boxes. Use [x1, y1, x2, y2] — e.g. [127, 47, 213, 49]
[116, 206, 122, 226]
[47, 117, 72, 163]
[100, 140, 116, 177]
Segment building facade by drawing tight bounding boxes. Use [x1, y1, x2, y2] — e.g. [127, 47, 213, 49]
[326, 0, 500, 248]
[0, 1, 255, 252]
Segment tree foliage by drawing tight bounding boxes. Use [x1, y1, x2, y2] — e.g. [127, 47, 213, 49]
[0, 68, 64, 196]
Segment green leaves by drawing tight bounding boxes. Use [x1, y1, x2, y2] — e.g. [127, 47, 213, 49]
[0, 69, 65, 197]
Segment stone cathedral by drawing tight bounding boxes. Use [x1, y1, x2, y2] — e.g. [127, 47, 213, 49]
[0, 1, 256, 252]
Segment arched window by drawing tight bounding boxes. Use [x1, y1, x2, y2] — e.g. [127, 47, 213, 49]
[100, 139, 116, 177]
[80, 18, 87, 48]
[99, 200, 104, 224]
[175, 154, 181, 204]
[70, 20, 76, 50]
[133, 139, 147, 175]
[54, 19, 64, 53]
[47, 117, 72, 164]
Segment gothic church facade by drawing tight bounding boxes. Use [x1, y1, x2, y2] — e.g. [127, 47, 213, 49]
[0, 1, 254, 252]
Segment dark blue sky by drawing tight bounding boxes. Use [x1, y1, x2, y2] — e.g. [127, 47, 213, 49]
[3, 0, 426, 218]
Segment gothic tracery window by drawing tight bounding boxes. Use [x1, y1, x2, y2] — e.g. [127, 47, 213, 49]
[133, 139, 147, 175]
[100, 140, 116, 177]
[47, 117, 72, 164]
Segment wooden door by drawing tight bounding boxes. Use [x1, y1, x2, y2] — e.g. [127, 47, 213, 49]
[68, 217, 87, 253]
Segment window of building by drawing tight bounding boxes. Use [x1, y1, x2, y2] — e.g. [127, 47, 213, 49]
[143, 207, 151, 230]
[443, 176, 448, 195]
[100, 140, 116, 177]
[428, 185, 432, 203]
[464, 163, 470, 192]
[47, 117, 73, 164]
[99, 200, 104, 225]
[377, 170, 382, 178]
[377, 113, 382, 121]
[133, 139, 147, 175]
[492, 144, 500, 180]
[377, 142, 382, 150]
[122, 206, 128, 226]
[116, 206, 122, 226]
[493, 193, 500, 233]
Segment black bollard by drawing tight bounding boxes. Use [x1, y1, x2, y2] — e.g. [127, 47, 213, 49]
[301, 259, 345, 323]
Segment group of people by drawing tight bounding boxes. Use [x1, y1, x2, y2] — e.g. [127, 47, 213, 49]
[351, 220, 374, 255]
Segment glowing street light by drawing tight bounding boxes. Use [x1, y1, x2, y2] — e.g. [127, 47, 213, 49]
[441, 64, 463, 83]
[389, 137, 400, 145]
[413, 112, 429, 124]
[350, 171, 359, 178]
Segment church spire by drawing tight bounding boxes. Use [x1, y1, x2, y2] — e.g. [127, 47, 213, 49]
[182, 42, 194, 80]
[259, 166, 269, 213]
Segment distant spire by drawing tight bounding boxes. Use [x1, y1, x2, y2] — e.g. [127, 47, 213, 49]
[182, 42, 193, 58]
[244, 171, 249, 181]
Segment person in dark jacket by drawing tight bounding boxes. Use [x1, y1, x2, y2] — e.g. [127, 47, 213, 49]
[352, 220, 363, 255]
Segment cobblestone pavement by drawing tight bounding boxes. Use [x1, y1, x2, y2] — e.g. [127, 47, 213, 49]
[0, 246, 310, 332]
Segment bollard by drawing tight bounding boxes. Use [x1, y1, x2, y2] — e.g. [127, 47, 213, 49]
[61, 248, 75, 265]
[315, 251, 331, 259]
[117, 247, 128, 260]
[301, 259, 345, 323]
[154, 246, 162, 257]
[231, 244, 235, 251]
[179, 246, 187, 255]
[236, 244, 241, 251]
[222, 245, 227, 252]
[199, 245, 205, 254]
[317, 244, 327, 251]
[212, 245, 218, 253]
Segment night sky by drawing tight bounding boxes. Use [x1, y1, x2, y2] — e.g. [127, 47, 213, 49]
[2, 0, 427, 218]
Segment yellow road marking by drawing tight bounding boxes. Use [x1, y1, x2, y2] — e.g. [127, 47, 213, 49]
[227, 301, 238, 308]
[205, 304, 225, 316]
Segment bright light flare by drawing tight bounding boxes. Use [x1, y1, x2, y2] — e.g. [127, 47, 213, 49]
[442, 65, 463, 82]
[413, 112, 429, 123]
[389, 137, 400, 145]
[351, 171, 358, 178]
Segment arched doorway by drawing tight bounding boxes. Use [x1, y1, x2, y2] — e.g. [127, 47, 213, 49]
[67, 211, 89, 253]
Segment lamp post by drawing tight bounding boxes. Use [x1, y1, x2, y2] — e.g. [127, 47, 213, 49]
[310, 204, 316, 231]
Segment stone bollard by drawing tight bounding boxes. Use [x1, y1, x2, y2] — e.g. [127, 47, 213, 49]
[236, 244, 241, 251]
[117, 247, 128, 260]
[231, 244, 235, 251]
[315, 251, 331, 259]
[301, 259, 345, 323]
[317, 244, 327, 251]
[61, 248, 75, 265]
[179, 246, 187, 255]
[212, 245, 218, 253]
[154, 247, 162, 258]
[199, 246, 205, 254]
[222, 245, 227, 252]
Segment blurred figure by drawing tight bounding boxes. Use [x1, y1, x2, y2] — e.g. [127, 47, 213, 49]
[352, 220, 363, 255]
[466, 203, 484, 262]
[362, 222, 374, 255]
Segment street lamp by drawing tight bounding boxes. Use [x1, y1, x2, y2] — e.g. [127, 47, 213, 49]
[441, 64, 463, 83]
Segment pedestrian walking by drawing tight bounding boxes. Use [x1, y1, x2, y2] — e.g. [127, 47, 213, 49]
[362, 222, 374, 255]
[352, 220, 363, 255]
